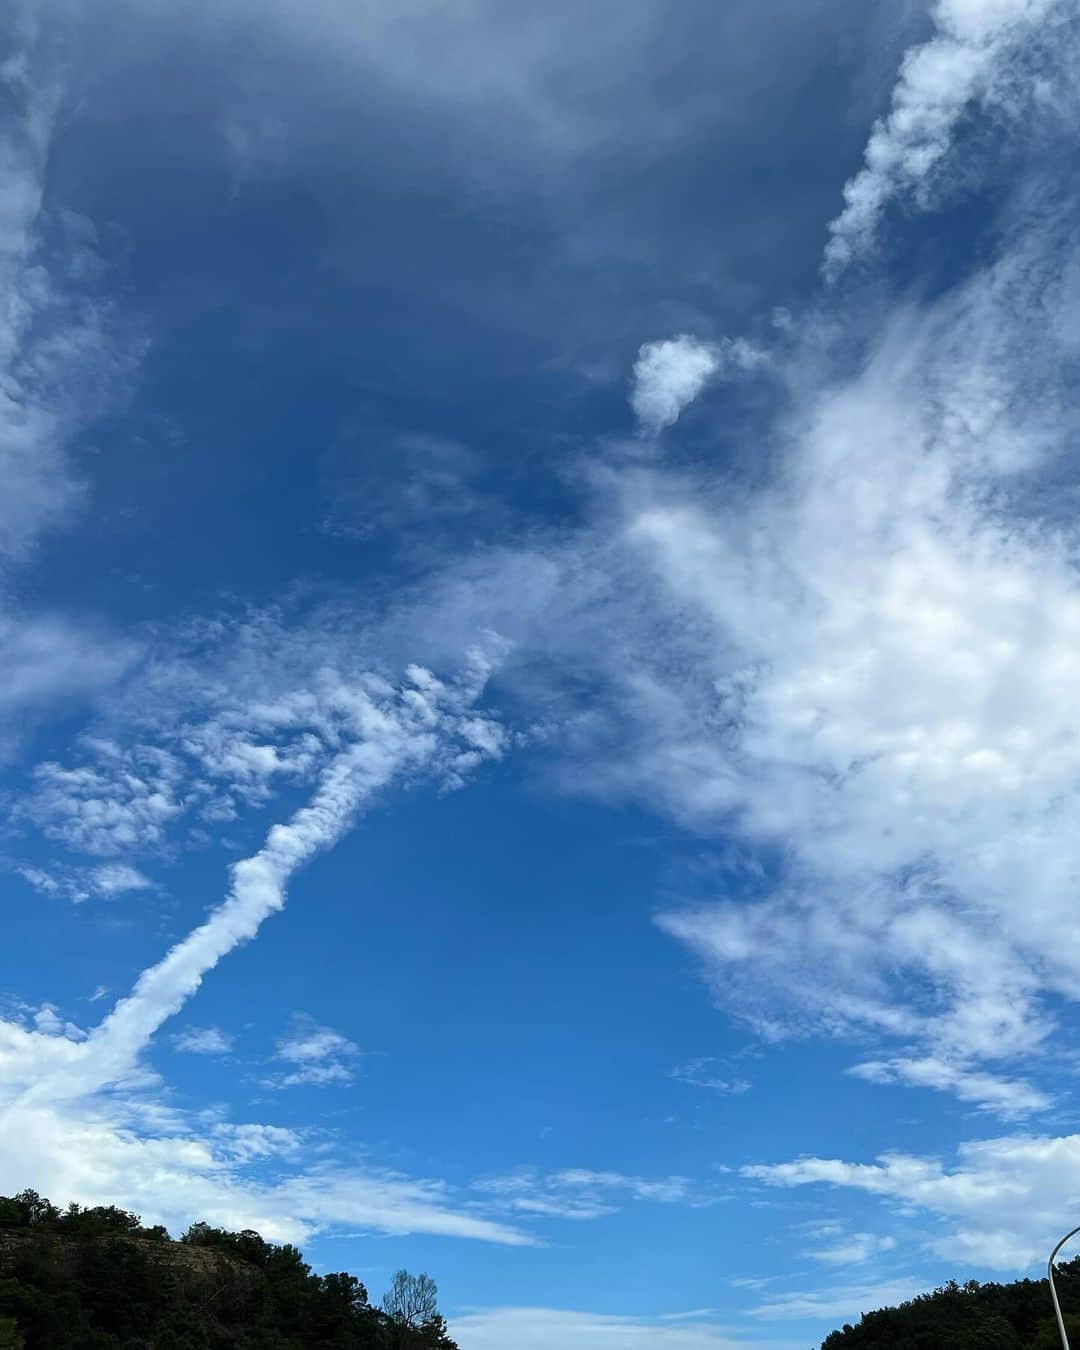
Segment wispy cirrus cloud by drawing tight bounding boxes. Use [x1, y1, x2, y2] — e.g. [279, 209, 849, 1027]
[0, 1087, 533, 1248]
[474, 1167, 712, 1220]
[16, 860, 153, 904]
[0, 38, 139, 754]
[671, 1058, 751, 1096]
[805, 1229, 898, 1267]
[847, 1055, 1052, 1119]
[172, 1026, 234, 1056]
[452, 1305, 801, 1350]
[745, 1278, 927, 1323]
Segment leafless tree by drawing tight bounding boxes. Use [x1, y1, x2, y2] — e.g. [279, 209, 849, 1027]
[382, 1269, 439, 1329]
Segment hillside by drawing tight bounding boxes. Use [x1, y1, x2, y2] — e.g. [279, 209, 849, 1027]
[7, 1186, 1080, 1350]
[820, 1259, 1080, 1349]
[0, 1190, 457, 1349]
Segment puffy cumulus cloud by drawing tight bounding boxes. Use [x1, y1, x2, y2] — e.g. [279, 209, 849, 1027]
[21, 744, 185, 856]
[630, 336, 766, 435]
[745, 1134, 1080, 1270]
[603, 200, 1080, 1108]
[266, 1015, 360, 1089]
[452, 1306, 800, 1350]
[825, 0, 1064, 275]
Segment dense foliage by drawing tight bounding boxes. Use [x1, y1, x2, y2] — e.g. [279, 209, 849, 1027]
[0, 1191, 457, 1350]
[821, 1260, 1080, 1349]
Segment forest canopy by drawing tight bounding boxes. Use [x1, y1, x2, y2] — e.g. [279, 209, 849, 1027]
[4, 1187, 1080, 1348]
[0, 1189, 457, 1349]
[819, 1261, 1080, 1349]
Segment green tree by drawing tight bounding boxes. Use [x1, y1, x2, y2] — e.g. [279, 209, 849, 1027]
[1029, 1313, 1080, 1349]
[0, 1188, 438, 1348]
[949, 1310, 1020, 1349]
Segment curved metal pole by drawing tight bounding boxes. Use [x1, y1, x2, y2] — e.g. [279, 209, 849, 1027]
[1049, 1226, 1080, 1350]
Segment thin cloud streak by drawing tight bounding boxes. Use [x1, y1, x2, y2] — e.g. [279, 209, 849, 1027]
[13, 656, 502, 1106]
[0, 650, 533, 1248]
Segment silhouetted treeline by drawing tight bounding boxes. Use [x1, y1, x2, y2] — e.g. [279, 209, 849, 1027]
[822, 1261, 1080, 1349]
[0, 1189, 457, 1349]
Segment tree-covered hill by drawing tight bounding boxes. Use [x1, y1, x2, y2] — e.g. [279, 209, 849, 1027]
[9, 1186, 1080, 1350]
[821, 1260, 1080, 1349]
[0, 1189, 458, 1350]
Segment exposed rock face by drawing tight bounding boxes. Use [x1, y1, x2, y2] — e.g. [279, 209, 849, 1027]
[1, 1228, 251, 1276]
[0, 1226, 263, 1318]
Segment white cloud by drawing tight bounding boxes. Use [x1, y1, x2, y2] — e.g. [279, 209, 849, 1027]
[13, 608, 513, 871]
[745, 1279, 927, 1322]
[22, 745, 184, 856]
[16, 860, 153, 903]
[15, 864, 82, 901]
[172, 1026, 234, 1056]
[8, 656, 504, 1108]
[210, 1122, 300, 1161]
[630, 335, 765, 435]
[848, 1056, 1051, 1119]
[474, 1168, 707, 1220]
[0, 43, 138, 752]
[0, 651, 533, 1249]
[595, 209, 1080, 1109]
[452, 1306, 801, 1350]
[30, 1003, 85, 1042]
[825, 0, 1059, 275]
[0, 1095, 532, 1247]
[88, 863, 153, 897]
[0, 56, 75, 561]
[745, 1133, 1080, 1270]
[0, 616, 136, 752]
[807, 1231, 897, 1266]
[267, 1015, 360, 1088]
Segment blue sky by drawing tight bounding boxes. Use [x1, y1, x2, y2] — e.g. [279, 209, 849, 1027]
[2, 0, 1080, 1346]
